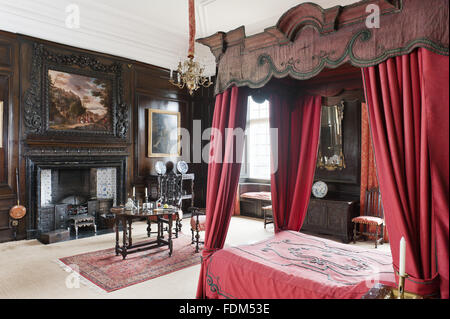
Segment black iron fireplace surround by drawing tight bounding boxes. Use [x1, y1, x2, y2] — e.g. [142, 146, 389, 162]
[25, 155, 127, 239]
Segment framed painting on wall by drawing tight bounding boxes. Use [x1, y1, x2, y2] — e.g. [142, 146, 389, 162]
[46, 69, 114, 134]
[148, 109, 180, 157]
[23, 43, 129, 139]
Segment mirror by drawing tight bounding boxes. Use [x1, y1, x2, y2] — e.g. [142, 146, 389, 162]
[317, 100, 345, 171]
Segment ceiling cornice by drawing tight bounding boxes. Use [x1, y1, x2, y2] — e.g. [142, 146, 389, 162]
[0, 0, 216, 74]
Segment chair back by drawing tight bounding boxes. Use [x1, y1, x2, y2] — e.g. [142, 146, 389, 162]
[364, 188, 384, 219]
[159, 171, 182, 207]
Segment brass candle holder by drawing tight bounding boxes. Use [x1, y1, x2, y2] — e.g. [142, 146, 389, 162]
[396, 271, 409, 299]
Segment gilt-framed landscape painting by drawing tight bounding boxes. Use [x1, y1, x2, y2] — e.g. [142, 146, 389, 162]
[46, 68, 114, 134]
[148, 109, 180, 157]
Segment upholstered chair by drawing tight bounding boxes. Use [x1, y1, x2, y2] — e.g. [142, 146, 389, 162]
[188, 207, 206, 253]
[352, 188, 385, 248]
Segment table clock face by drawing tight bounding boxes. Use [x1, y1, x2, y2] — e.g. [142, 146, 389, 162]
[176, 161, 188, 174]
[155, 161, 166, 175]
[312, 181, 328, 198]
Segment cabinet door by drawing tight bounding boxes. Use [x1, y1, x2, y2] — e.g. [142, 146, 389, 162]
[305, 201, 327, 228]
[326, 203, 347, 233]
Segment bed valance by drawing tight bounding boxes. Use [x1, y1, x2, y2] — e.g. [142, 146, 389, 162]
[198, 0, 449, 95]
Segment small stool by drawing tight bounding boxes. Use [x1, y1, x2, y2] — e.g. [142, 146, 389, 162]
[262, 205, 273, 229]
[69, 214, 97, 238]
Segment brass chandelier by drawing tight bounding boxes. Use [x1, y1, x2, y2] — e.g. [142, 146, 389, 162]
[169, 56, 212, 96]
[169, 0, 213, 95]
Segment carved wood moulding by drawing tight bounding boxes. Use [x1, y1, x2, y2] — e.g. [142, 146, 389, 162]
[23, 43, 129, 139]
[198, 0, 449, 95]
[23, 146, 128, 157]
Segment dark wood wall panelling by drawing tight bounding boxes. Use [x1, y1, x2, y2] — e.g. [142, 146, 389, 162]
[133, 63, 215, 206]
[0, 30, 215, 242]
[0, 32, 20, 242]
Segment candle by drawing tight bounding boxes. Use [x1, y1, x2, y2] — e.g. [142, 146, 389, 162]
[399, 237, 406, 276]
[170, 69, 173, 80]
[132, 186, 135, 197]
[145, 187, 148, 197]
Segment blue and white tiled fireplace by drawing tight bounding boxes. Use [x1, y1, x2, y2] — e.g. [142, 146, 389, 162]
[25, 155, 127, 239]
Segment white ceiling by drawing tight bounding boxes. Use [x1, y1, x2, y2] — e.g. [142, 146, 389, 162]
[0, 0, 359, 75]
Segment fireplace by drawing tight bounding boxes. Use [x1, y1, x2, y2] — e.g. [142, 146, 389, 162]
[25, 155, 126, 239]
[40, 167, 117, 207]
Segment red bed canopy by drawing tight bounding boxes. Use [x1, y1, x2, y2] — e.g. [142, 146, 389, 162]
[197, 0, 449, 299]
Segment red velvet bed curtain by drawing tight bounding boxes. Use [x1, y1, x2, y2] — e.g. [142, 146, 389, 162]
[196, 86, 248, 298]
[269, 94, 321, 232]
[362, 48, 449, 298]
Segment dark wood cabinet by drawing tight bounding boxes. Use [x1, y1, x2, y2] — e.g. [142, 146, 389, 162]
[301, 198, 359, 243]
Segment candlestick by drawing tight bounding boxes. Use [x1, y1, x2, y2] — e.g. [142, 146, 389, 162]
[399, 237, 406, 276]
[145, 187, 148, 197]
[397, 237, 407, 299]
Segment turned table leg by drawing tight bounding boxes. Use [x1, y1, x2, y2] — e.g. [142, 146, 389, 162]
[115, 217, 120, 256]
[147, 219, 151, 237]
[195, 225, 200, 253]
[168, 214, 173, 257]
[128, 219, 133, 248]
[175, 214, 179, 238]
[122, 218, 128, 260]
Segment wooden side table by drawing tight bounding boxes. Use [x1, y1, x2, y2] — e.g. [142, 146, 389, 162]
[111, 207, 176, 260]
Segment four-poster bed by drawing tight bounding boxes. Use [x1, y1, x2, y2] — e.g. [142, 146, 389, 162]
[196, 0, 449, 299]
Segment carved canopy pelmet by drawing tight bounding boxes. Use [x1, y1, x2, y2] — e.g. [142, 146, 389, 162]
[198, 0, 449, 95]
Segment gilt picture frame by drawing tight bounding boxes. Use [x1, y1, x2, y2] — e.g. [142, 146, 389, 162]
[148, 109, 181, 157]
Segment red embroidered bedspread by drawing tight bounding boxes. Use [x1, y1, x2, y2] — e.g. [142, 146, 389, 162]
[205, 231, 395, 299]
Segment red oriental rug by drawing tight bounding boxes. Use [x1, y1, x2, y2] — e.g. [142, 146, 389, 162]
[58, 234, 201, 292]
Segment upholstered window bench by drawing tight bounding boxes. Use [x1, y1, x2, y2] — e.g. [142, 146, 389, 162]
[239, 183, 271, 219]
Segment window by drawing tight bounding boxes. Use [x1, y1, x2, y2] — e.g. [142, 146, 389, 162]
[241, 96, 271, 181]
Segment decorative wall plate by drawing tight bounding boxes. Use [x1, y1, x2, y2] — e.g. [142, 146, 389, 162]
[312, 181, 328, 198]
[176, 161, 188, 174]
[155, 161, 166, 175]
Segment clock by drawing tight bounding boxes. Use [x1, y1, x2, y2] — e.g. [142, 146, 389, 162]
[176, 161, 189, 174]
[155, 161, 166, 175]
[312, 181, 328, 199]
